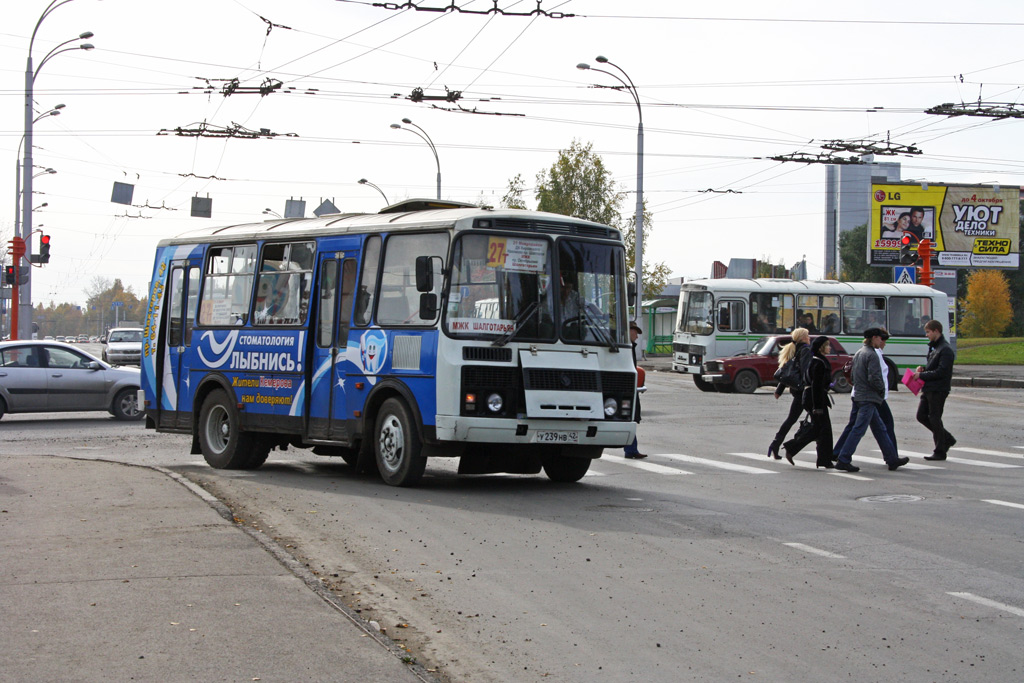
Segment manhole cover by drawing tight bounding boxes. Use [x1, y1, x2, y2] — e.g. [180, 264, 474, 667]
[858, 494, 924, 503]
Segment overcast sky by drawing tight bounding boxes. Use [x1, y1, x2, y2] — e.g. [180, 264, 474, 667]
[4, 0, 1024, 307]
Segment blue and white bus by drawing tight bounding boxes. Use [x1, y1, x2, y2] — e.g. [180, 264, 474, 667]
[140, 200, 637, 486]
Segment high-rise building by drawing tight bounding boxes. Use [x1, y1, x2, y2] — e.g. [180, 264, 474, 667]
[824, 155, 901, 277]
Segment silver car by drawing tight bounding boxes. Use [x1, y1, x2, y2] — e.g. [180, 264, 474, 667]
[102, 327, 143, 366]
[0, 340, 142, 421]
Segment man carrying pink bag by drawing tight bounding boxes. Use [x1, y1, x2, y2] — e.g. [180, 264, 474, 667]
[912, 320, 957, 461]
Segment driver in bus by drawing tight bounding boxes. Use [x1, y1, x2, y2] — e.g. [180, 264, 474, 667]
[560, 271, 583, 319]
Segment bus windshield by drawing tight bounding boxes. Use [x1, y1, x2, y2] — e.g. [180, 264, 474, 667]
[445, 233, 627, 345]
[680, 290, 713, 335]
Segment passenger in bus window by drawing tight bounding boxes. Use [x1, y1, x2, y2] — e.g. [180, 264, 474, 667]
[800, 313, 818, 335]
[821, 313, 840, 335]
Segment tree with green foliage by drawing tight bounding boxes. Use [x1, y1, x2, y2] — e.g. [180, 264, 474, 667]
[506, 139, 670, 299]
[838, 224, 889, 283]
[960, 270, 1012, 338]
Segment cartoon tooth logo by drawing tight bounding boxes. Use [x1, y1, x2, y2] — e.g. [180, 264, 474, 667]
[359, 329, 388, 375]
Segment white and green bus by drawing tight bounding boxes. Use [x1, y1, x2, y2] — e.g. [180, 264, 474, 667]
[671, 278, 949, 392]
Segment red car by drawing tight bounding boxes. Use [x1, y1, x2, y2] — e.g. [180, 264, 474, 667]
[701, 335, 853, 394]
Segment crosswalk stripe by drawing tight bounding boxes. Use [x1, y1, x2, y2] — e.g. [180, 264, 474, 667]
[659, 453, 776, 474]
[952, 446, 1024, 459]
[947, 592, 1024, 618]
[729, 452, 875, 481]
[854, 453, 942, 469]
[896, 449, 1022, 468]
[601, 454, 692, 475]
[983, 499, 1024, 510]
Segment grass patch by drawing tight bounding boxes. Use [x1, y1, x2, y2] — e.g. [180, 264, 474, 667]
[954, 338, 1024, 365]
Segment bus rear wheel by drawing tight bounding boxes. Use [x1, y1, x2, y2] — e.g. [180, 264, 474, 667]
[199, 390, 258, 469]
[375, 398, 426, 487]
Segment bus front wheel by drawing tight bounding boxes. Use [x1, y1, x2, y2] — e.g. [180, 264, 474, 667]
[693, 375, 715, 392]
[543, 447, 598, 482]
[199, 390, 257, 469]
[375, 398, 427, 487]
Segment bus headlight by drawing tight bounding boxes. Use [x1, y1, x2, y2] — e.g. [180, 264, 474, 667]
[604, 397, 618, 417]
[486, 393, 504, 413]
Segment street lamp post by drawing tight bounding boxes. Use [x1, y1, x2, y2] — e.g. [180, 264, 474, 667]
[358, 178, 390, 205]
[578, 56, 645, 343]
[20, 0, 94, 339]
[390, 118, 441, 199]
[262, 208, 282, 218]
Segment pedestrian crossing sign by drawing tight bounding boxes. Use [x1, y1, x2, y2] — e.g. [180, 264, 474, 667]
[894, 266, 916, 284]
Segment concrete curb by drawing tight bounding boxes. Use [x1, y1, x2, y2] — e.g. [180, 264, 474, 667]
[952, 377, 1024, 389]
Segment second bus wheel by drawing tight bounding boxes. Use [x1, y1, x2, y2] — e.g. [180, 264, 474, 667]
[198, 389, 259, 469]
[375, 397, 427, 487]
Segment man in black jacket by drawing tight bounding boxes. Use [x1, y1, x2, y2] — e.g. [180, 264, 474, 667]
[912, 319, 957, 461]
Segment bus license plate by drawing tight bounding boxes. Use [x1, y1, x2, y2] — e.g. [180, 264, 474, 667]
[532, 430, 579, 444]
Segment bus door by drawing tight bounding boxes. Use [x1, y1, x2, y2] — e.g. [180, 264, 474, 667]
[160, 258, 201, 429]
[309, 253, 358, 441]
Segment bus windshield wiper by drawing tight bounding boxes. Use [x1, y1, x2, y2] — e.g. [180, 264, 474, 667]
[580, 305, 619, 352]
[491, 300, 539, 347]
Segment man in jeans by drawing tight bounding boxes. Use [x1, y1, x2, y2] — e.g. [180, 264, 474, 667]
[913, 319, 956, 460]
[833, 328, 909, 473]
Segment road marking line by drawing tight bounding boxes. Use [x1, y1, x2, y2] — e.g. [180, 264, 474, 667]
[897, 449, 1021, 468]
[983, 499, 1024, 510]
[729, 453, 874, 481]
[855, 453, 942, 469]
[602, 454, 692, 475]
[783, 542, 846, 559]
[660, 453, 776, 474]
[947, 592, 1024, 618]
[953, 446, 1024, 459]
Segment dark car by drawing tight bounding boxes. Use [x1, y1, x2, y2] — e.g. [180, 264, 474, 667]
[701, 335, 853, 394]
[0, 340, 143, 421]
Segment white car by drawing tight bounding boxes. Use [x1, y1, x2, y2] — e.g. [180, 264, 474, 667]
[0, 340, 142, 420]
[102, 328, 143, 366]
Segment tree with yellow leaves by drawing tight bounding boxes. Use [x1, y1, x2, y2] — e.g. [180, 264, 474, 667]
[960, 270, 1013, 337]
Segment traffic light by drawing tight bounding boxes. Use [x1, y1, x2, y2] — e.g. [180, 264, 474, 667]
[899, 234, 917, 265]
[4, 265, 14, 285]
[39, 234, 51, 264]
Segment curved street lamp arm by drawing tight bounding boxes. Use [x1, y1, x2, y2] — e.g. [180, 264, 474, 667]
[36, 44, 93, 80]
[30, 0, 76, 56]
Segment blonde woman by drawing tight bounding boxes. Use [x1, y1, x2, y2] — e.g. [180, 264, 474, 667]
[767, 327, 811, 459]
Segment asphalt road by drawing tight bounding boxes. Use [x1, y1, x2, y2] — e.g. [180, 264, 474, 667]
[3, 372, 1022, 682]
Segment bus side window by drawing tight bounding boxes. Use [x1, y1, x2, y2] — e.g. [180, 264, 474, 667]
[317, 260, 338, 348]
[354, 236, 381, 326]
[167, 267, 184, 347]
[338, 259, 357, 337]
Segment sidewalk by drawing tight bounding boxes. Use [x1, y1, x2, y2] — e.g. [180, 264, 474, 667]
[0, 455, 432, 683]
[638, 355, 1024, 389]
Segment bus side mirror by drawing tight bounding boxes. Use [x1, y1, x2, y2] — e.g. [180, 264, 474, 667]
[627, 280, 637, 307]
[415, 256, 433, 293]
[419, 292, 438, 320]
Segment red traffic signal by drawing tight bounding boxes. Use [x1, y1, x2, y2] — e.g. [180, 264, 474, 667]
[39, 234, 51, 263]
[899, 233, 917, 265]
[4, 264, 14, 285]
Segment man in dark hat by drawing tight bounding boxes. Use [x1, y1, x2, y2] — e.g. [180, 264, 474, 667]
[832, 328, 908, 473]
[624, 320, 646, 459]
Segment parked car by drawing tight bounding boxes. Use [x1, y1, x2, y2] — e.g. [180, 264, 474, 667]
[700, 335, 853, 394]
[0, 340, 142, 420]
[77, 334, 89, 343]
[102, 327, 143, 366]
[55, 335, 66, 343]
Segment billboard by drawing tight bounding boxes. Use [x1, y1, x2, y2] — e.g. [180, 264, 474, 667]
[869, 183, 1019, 269]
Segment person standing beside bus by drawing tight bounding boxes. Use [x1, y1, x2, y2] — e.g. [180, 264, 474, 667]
[782, 335, 835, 468]
[767, 328, 811, 459]
[913, 320, 956, 461]
[624, 321, 647, 459]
